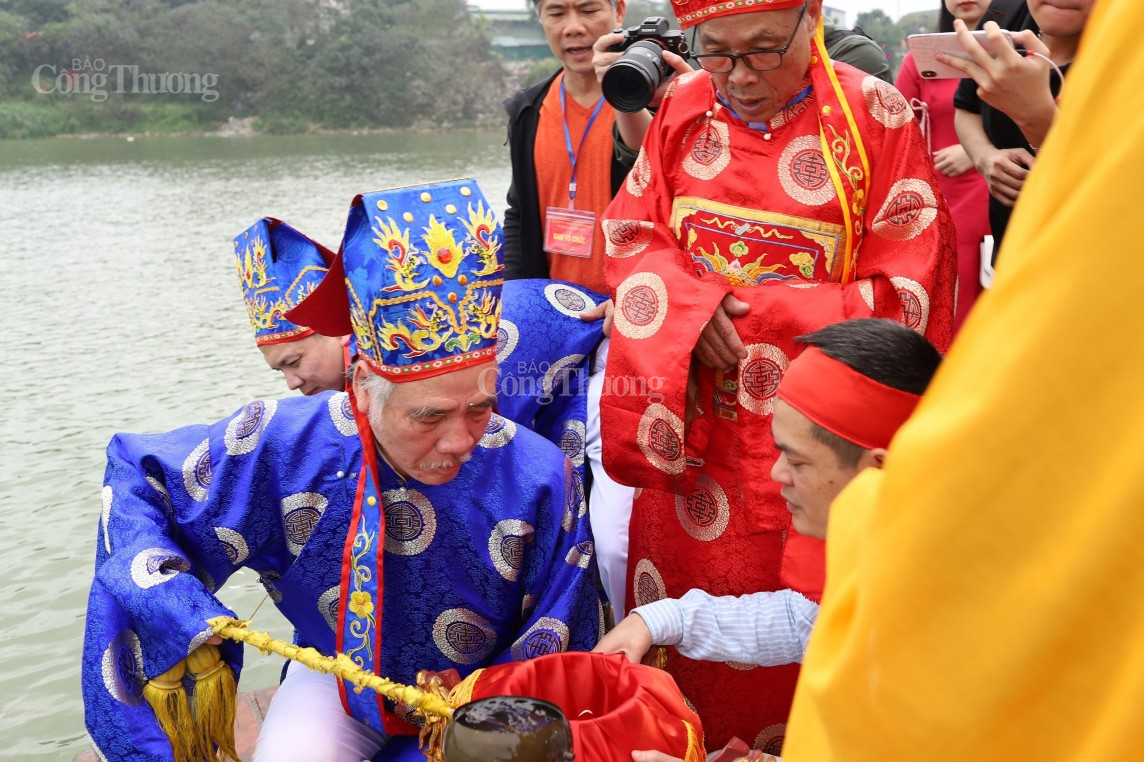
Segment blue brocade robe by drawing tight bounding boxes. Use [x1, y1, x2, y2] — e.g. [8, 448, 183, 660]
[81, 392, 603, 760]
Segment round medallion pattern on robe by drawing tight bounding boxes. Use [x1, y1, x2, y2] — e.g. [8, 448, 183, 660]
[181, 438, 211, 502]
[479, 414, 517, 450]
[858, 279, 875, 311]
[737, 344, 790, 417]
[188, 627, 217, 655]
[433, 608, 497, 665]
[754, 723, 787, 756]
[615, 273, 669, 340]
[544, 282, 597, 318]
[281, 492, 328, 556]
[100, 485, 113, 555]
[604, 218, 655, 259]
[224, 399, 278, 456]
[512, 617, 570, 661]
[726, 661, 759, 671]
[637, 403, 686, 475]
[674, 474, 731, 542]
[495, 319, 520, 364]
[328, 392, 357, 437]
[489, 519, 534, 582]
[196, 566, 217, 594]
[890, 276, 931, 334]
[102, 629, 144, 706]
[872, 179, 938, 242]
[863, 75, 913, 130]
[565, 539, 594, 569]
[130, 548, 191, 589]
[562, 459, 587, 531]
[779, 135, 837, 207]
[214, 526, 250, 565]
[542, 354, 586, 397]
[632, 558, 667, 607]
[144, 475, 174, 521]
[317, 585, 340, 631]
[381, 488, 437, 556]
[683, 119, 731, 180]
[560, 419, 586, 467]
[626, 147, 652, 197]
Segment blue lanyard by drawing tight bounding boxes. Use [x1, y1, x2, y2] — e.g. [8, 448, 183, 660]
[560, 77, 606, 205]
[717, 85, 813, 133]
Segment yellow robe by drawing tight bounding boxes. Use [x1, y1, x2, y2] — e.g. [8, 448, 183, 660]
[785, 2, 1144, 759]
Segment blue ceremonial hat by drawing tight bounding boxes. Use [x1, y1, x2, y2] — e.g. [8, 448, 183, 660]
[288, 178, 504, 381]
[233, 218, 336, 345]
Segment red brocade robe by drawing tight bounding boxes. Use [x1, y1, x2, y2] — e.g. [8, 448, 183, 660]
[600, 57, 957, 752]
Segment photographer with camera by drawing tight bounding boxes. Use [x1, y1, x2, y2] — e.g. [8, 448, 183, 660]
[597, 0, 957, 752]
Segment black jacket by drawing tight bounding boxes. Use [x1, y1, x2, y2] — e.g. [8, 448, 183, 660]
[502, 70, 633, 281]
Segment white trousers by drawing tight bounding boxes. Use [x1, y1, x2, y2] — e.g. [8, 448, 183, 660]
[586, 337, 636, 617]
[254, 661, 385, 762]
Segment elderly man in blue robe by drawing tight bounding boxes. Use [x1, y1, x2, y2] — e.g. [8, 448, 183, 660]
[81, 179, 604, 761]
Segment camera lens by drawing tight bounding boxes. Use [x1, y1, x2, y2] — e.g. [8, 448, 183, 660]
[602, 40, 669, 113]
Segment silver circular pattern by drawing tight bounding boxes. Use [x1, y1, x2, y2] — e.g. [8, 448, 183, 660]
[559, 420, 586, 467]
[381, 488, 437, 556]
[632, 558, 667, 607]
[564, 539, 594, 570]
[181, 438, 211, 502]
[213, 527, 250, 566]
[890, 276, 931, 335]
[489, 519, 534, 582]
[614, 272, 669, 341]
[432, 608, 497, 665]
[100, 485, 113, 555]
[511, 617, 570, 661]
[541, 354, 586, 396]
[496, 319, 520, 364]
[673, 473, 731, 542]
[479, 414, 517, 450]
[779, 134, 837, 207]
[101, 629, 144, 706]
[224, 399, 278, 456]
[129, 548, 190, 589]
[736, 343, 790, 417]
[543, 282, 598, 318]
[281, 492, 328, 556]
[317, 586, 341, 631]
[187, 627, 216, 655]
[328, 392, 357, 437]
[637, 403, 686, 475]
[863, 75, 913, 130]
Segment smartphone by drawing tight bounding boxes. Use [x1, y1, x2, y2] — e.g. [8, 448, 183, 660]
[907, 31, 1025, 79]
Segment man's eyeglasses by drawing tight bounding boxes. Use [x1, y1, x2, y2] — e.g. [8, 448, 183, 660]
[692, 4, 808, 74]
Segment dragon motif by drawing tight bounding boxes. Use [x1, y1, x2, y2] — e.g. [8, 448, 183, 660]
[692, 241, 786, 286]
[373, 216, 429, 293]
[461, 201, 503, 277]
[377, 303, 452, 359]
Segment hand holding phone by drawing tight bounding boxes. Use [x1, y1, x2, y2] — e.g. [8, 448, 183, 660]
[907, 31, 1024, 79]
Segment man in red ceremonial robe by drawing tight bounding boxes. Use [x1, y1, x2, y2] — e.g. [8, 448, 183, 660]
[598, 0, 957, 752]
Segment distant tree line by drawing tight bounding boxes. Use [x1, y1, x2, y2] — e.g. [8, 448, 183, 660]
[0, 0, 509, 138]
[854, 9, 941, 78]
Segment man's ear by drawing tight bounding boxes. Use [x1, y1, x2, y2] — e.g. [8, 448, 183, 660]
[866, 447, 889, 470]
[614, 0, 627, 26]
[351, 363, 371, 418]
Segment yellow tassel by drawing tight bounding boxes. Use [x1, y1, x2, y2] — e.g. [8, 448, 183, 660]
[188, 644, 238, 762]
[143, 659, 200, 762]
[652, 646, 669, 671]
[415, 670, 453, 762]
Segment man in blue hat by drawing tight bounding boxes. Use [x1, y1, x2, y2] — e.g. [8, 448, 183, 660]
[233, 218, 351, 395]
[81, 179, 604, 762]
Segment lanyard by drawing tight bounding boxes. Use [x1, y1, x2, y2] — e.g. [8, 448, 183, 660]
[560, 77, 605, 206]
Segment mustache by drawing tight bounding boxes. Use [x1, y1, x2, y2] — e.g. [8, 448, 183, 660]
[417, 452, 473, 470]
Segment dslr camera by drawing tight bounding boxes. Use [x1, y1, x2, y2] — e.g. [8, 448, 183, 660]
[601, 17, 689, 113]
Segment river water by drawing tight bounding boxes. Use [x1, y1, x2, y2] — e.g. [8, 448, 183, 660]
[0, 131, 511, 760]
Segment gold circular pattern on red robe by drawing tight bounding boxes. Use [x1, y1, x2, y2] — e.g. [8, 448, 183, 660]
[102, 629, 144, 706]
[872, 178, 939, 242]
[737, 343, 791, 417]
[863, 75, 913, 130]
[682, 118, 731, 181]
[615, 272, 669, 340]
[637, 402, 686, 475]
[225, 399, 278, 456]
[489, 518, 534, 582]
[674, 473, 731, 541]
[626, 147, 652, 198]
[433, 608, 497, 665]
[779, 134, 837, 207]
[632, 557, 668, 608]
[181, 438, 212, 502]
[753, 723, 788, 756]
[511, 616, 570, 660]
[381, 488, 437, 556]
[604, 218, 656, 259]
[281, 492, 328, 556]
[858, 279, 875, 311]
[327, 392, 357, 437]
[890, 276, 931, 334]
[726, 660, 759, 671]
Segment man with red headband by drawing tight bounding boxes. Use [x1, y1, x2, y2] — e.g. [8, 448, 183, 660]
[595, 319, 941, 757]
[599, 0, 957, 750]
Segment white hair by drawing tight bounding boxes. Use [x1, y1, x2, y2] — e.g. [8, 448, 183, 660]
[356, 369, 396, 429]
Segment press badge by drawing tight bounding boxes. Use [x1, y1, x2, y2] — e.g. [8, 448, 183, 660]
[544, 207, 596, 259]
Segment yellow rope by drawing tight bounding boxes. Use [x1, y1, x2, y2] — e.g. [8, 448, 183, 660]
[206, 617, 454, 721]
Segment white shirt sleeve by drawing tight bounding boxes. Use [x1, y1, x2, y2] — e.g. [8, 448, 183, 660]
[634, 587, 818, 666]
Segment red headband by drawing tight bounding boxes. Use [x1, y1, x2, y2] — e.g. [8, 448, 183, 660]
[776, 346, 921, 450]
